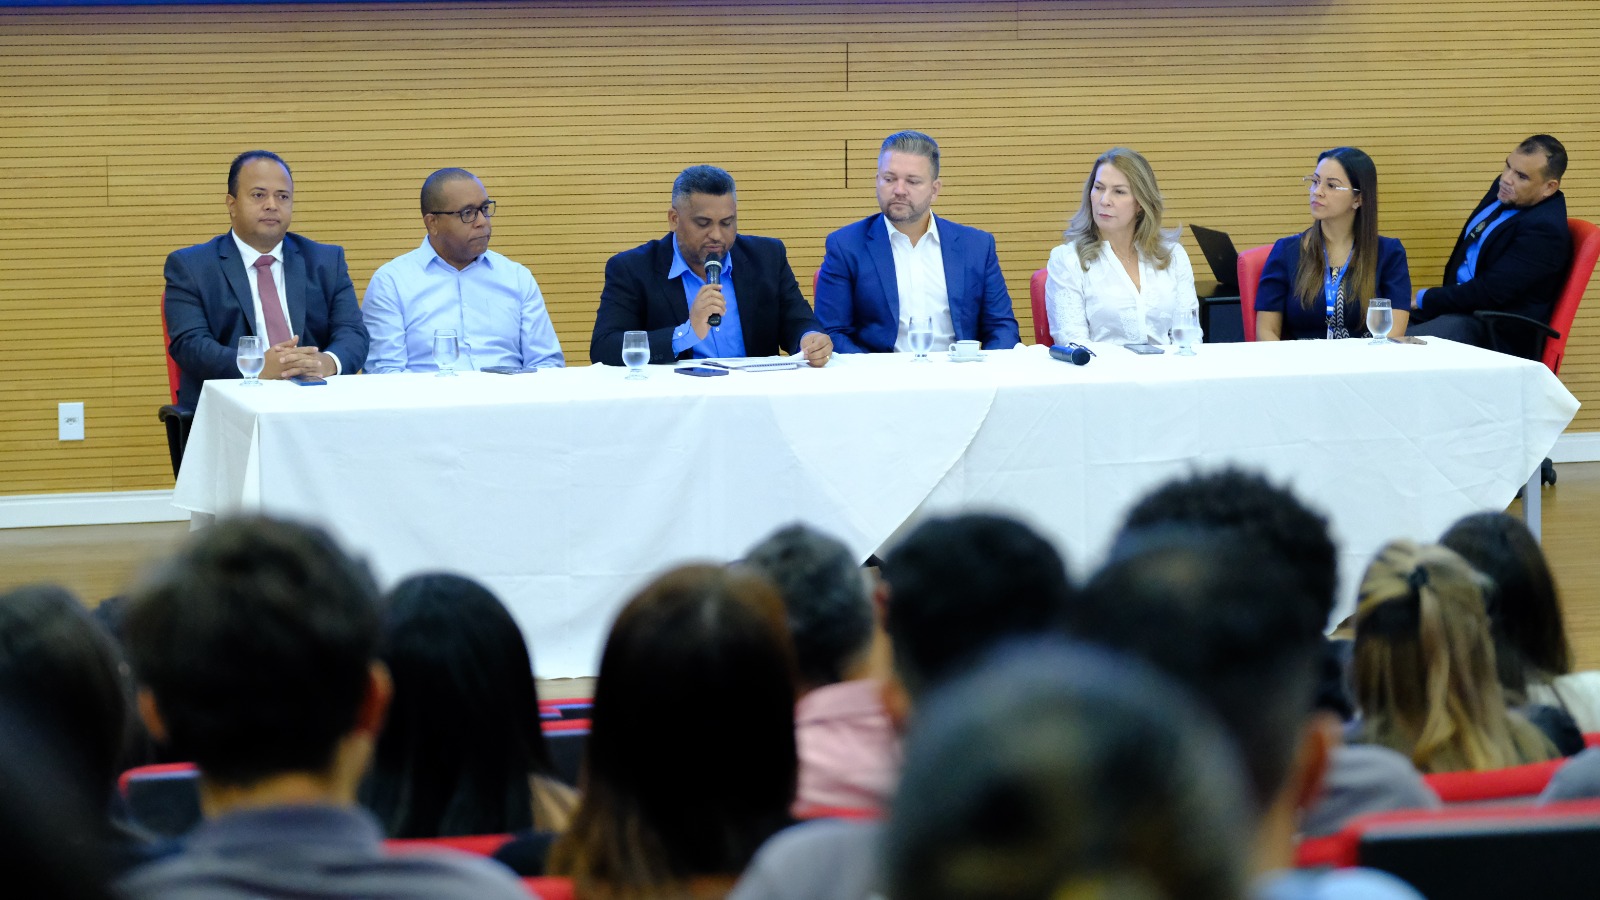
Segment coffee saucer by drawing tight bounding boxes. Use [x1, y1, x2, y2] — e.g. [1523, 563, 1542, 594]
[948, 352, 985, 363]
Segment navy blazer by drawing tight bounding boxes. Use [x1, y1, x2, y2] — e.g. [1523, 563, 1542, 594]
[1255, 234, 1412, 341]
[164, 232, 369, 408]
[813, 214, 1020, 353]
[589, 233, 820, 365]
[1420, 180, 1569, 322]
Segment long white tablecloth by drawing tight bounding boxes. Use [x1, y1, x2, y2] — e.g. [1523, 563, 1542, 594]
[173, 340, 1579, 677]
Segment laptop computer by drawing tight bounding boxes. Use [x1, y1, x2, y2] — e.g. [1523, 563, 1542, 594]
[1189, 224, 1240, 292]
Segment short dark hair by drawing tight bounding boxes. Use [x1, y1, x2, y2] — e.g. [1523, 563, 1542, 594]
[880, 130, 940, 178]
[362, 572, 561, 838]
[885, 639, 1250, 900]
[420, 167, 479, 215]
[227, 150, 291, 197]
[671, 165, 736, 205]
[123, 517, 380, 787]
[742, 524, 873, 689]
[1119, 467, 1338, 622]
[1440, 511, 1571, 695]
[882, 513, 1072, 699]
[1070, 528, 1324, 812]
[550, 564, 798, 895]
[1518, 134, 1567, 182]
[0, 584, 131, 808]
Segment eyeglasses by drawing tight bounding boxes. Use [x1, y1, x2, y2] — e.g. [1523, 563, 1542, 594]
[1302, 176, 1358, 195]
[426, 200, 496, 223]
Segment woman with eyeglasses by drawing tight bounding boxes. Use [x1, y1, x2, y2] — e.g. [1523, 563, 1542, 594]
[1045, 147, 1199, 346]
[1255, 147, 1412, 341]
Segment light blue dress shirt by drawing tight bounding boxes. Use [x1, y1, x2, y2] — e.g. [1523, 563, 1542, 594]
[668, 235, 746, 358]
[362, 238, 564, 373]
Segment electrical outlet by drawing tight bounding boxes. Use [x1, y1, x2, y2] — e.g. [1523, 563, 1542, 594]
[58, 402, 84, 441]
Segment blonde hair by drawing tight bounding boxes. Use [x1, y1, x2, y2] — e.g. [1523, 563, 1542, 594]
[1064, 147, 1177, 271]
[1352, 541, 1556, 773]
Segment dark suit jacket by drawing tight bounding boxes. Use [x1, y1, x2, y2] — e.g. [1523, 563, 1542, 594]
[813, 214, 1020, 353]
[164, 232, 369, 408]
[1419, 180, 1569, 322]
[589, 233, 819, 365]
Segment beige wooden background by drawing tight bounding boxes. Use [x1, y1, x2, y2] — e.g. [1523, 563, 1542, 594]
[1, 0, 1595, 496]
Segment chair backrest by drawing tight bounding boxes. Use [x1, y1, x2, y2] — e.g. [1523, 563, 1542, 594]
[118, 762, 201, 838]
[1422, 756, 1568, 804]
[1540, 218, 1600, 375]
[1295, 797, 1600, 870]
[160, 291, 181, 405]
[386, 833, 513, 856]
[1029, 268, 1052, 346]
[1236, 246, 1272, 342]
[523, 876, 576, 900]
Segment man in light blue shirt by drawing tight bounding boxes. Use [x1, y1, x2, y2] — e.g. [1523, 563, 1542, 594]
[363, 168, 564, 373]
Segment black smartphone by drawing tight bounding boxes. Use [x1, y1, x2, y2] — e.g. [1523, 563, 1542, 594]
[287, 375, 328, 386]
[1123, 343, 1165, 355]
[675, 366, 729, 377]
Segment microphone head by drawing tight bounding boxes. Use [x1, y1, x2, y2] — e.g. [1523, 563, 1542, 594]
[703, 252, 723, 284]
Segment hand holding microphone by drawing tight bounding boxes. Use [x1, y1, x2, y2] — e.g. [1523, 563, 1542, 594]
[704, 252, 723, 328]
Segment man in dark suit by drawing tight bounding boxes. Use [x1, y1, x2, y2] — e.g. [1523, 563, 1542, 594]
[164, 150, 369, 407]
[1409, 135, 1571, 351]
[590, 165, 832, 367]
[813, 131, 1020, 354]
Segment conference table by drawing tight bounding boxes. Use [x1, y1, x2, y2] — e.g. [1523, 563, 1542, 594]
[172, 339, 1578, 678]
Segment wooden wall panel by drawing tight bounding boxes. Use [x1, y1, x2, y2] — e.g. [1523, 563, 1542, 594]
[1, 0, 1596, 496]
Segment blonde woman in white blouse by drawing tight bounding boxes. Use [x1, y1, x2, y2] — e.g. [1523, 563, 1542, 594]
[1045, 148, 1198, 346]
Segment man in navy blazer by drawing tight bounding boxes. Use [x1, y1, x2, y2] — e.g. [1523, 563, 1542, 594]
[814, 131, 1020, 354]
[1410, 135, 1571, 351]
[590, 165, 832, 367]
[164, 150, 369, 408]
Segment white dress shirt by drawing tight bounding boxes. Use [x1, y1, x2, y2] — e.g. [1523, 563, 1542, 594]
[229, 230, 344, 373]
[1045, 239, 1198, 346]
[886, 214, 954, 352]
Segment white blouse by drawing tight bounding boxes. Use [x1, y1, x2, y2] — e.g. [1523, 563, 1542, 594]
[1045, 239, 1199, 346]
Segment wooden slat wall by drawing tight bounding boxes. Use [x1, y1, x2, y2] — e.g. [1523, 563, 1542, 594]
[1, 0, 1595, 496]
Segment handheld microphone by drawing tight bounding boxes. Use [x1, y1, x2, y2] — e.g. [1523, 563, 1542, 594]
[704, 253, 723, 327]
[1048, 342, 1094, 366]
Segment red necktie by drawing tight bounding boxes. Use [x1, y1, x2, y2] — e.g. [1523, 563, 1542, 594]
[253, 255, 292, 345]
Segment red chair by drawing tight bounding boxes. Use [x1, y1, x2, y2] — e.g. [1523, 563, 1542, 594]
[523, 876, 576, 899]
[1235, 245, 1272, 342]
[1475, 218, 1600, 375]
[1296, 797, 1600, 869]
[157, 292, 194, 478]
[386, 833, 513, 856]
[1029, 268, 1052, 346]
[118, 762, 201, 837]
[1421, 756, 1568, 804]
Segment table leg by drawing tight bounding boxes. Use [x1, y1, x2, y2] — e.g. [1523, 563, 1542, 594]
[1522, 466, 1542, 542]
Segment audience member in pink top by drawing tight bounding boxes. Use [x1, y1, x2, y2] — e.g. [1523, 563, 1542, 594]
[744, 525, 899, 815]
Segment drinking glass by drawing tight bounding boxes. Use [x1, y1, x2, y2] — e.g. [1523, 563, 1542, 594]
[1171, 307, 1201, 356]
[236, 335, 265, 386]
[621, 331, 650, 380]
[432, 329, 460, 376]
[908, 315, 934, 361]
[1367, 298, 1394, 345]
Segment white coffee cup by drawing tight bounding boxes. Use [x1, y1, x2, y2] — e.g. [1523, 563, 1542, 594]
[949, 339, 981, 359]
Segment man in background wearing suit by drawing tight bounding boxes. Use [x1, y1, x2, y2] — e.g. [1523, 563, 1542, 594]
[1409, 135, 1571, 351]
[164, 150, 369, 407]
[814, 131, 1020, 354]
[590, 164, 832, 367]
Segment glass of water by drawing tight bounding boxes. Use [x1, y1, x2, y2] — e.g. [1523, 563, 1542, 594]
[236, 335, 265, 386]
[1171, 307, 1201, 356]
[433, 329, 460, 376]
[908, 315, 934, 361]
[621, 331, 650, 380]
[1367, 298, 1394, 345]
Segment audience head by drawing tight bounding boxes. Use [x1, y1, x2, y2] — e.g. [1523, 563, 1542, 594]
[743, 523, 874, 692]
[885, 639, 1251, 900]
[1502, 135, 1566, 207]
[419, 167, 493, 268]
[0, 584, 131, 811]
[225, 150, 293, 252]
[1296, 146, 1381, 314]
[1440, 511, 1571, 698]
[550, 564, 798, 896]
[1352, 539, 1555, 773]
[124, 517, 384, 790]
[669, 164, 738, 274]
[362, 572, 561, 838]
[0, 705, 116, 900]
[1071, 528, 1324, 815]
[881, 513, 1071, 701]
[1119, 466, 1339, 622]
[1066, 147, 1174, 270]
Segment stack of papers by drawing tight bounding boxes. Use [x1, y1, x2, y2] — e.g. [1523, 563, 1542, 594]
[701, 357, 802, 372]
